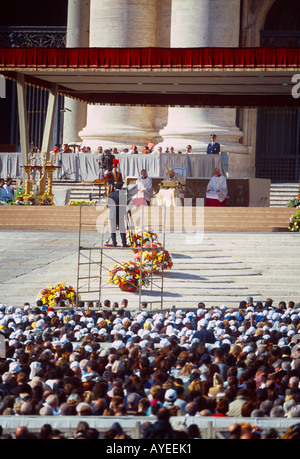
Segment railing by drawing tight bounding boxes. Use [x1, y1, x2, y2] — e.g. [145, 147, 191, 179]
[0, 415, 298, 439]
[0, 26, 66, 48]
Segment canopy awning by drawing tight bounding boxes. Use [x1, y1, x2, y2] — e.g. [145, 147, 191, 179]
[0, 46, 299, 107]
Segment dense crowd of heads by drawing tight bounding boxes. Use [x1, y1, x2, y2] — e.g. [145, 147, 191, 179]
[0, 296, 300, 439]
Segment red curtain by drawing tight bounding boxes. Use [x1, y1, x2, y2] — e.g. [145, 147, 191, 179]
[0, 47, 299, 71]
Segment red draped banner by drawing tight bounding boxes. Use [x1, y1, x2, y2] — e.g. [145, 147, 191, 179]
[0, 47, 299, 107]
[0, 47, 299, 71]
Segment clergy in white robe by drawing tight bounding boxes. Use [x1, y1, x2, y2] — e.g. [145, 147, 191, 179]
[131, 169, 153, 206]
[205, 168, 227, 207]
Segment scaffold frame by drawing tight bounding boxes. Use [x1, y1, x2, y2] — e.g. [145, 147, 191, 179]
[76, 204, 167, 311]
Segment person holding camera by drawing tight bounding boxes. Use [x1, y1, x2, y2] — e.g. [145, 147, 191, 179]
[97, 148, 115, 178]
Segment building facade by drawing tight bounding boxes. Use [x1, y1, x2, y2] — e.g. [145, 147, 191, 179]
[0, 0, 299, 181]
[63, 0, 300, 181]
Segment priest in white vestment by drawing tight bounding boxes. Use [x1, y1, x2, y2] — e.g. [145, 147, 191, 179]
[205, 168, 227, 207]
[131, 169, 153, 206]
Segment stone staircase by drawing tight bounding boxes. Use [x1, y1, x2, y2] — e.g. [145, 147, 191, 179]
[270, 183, 299, 207]
[1, 182, 298, 310]
[0, 205, 295, 232]
[2, 179, 297, 232]
[54, 180, 114, 203]
[53, 181, 102, 203]
[1, 229, 299, 309]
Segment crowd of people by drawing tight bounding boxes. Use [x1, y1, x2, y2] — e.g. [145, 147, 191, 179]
[0, 296, 300, 438]
[0, 135, 222, 204]
[49, 133, 221, 156]
[50, 143, 194, 156]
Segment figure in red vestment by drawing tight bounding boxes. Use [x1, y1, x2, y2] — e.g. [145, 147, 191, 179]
[205, 167, 227, 207]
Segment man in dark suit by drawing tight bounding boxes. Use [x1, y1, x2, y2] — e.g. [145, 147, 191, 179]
[193, 319, 216, 344]
[107, 187, 128, 247]
[207, 133, 220, 154]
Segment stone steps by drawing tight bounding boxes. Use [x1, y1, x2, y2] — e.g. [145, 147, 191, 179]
[52, 181, 105, 203]
[1, 230, 298, 309]
[270, 183, 299, 207]
[0, 206, 295, 232]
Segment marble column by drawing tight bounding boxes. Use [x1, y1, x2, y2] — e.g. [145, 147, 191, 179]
[79, 0, 160, 151]
[159, 0, 249, 176]
[63, 0, 90, 144]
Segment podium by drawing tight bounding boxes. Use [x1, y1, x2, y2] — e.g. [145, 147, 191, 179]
[90, 179, 108, 201]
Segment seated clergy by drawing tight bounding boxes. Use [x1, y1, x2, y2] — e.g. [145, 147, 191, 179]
[205, 167, 227, 207]
[165, 167, 185, 187]
[152, 167, 185, 207]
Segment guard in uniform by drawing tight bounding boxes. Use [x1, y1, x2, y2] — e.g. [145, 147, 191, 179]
[105, 158, 124, 197]
[111, 158, 123, 190]
[207, 133, 220, 154]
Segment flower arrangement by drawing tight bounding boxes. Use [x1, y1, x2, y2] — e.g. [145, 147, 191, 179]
[14, 196, 24, 205]
[68, 200, 96, 206]
[286, 195, 300, 208]
[36, 281, 78, 307]
[108, 260, 150, 292]
[24, 192, 36, 206]
[288, 208, 300, 232]
[12, 188, 25, 205]
[134, 242, 173, 273]
[40, 192, 52, 205]
[126, 226, 158, 248]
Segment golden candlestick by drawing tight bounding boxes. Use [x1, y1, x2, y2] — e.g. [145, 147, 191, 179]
[21, 163, 60, 205]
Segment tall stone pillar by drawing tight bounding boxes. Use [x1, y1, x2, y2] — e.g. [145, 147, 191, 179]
[79, 0, 159, 151]
[63, 0, 90, 144]
[159, 0, 249, 176]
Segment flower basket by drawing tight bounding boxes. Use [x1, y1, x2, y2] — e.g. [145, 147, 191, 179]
[24, 192, 36, 206]
[14, 198, 24, 205]
[68, 200, 96, 206]
[12, 189, 25, 205]
[126, 226, 158, 251]
[40, 193, 52, 206]
[288, 208, 300, 232]
[119, 283, 138, 293]
[134, 242, 173, 273]
[108, 260, 150, 291]
[36, 281, 78, 307]
[286, 196, 300, 208]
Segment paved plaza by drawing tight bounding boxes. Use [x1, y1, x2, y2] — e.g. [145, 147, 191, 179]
[0, 229, 299, 310]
